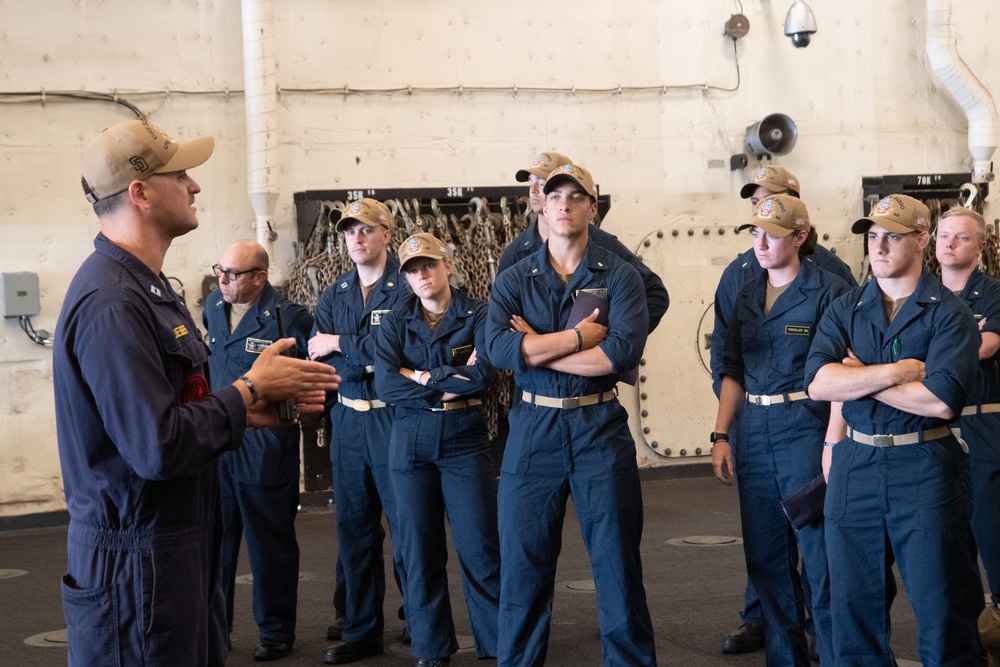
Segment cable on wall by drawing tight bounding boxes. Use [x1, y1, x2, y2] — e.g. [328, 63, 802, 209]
[0, 46, 742, 112]
[0, 90, 145, 118]
[18, 316, 53, 347]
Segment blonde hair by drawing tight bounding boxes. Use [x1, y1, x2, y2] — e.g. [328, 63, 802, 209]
[938, 206, 987, 242]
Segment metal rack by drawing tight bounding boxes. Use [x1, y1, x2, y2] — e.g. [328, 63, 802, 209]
[293, 186, 612, 243]
[861, 172, 989, 214]
[291, 185, 614, 491]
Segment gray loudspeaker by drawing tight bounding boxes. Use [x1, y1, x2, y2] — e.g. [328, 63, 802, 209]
[744, 114, 798, 158]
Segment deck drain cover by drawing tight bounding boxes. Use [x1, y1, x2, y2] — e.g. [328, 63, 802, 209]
[666, 535, 742, 547]
[0, 569, 28, 579]
[24, 629, 67, 647]
[556, 579, 596, 593]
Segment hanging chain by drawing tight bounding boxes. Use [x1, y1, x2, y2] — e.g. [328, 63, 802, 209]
[288, 195, 533, 441]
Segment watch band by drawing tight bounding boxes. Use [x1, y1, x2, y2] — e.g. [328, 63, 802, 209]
[239, 374, 259, 405]
[710, 431, 729, 443]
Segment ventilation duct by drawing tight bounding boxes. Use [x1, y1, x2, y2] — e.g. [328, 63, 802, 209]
[925, 0, 998, 184]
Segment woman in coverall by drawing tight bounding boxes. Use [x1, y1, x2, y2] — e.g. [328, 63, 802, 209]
[711, 194, 850, 666]
[375, 232, 501, 667]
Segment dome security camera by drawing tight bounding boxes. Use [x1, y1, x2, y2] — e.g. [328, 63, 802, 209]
[784, 0, 817, 48]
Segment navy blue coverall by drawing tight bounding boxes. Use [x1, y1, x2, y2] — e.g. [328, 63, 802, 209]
[952, 269, 1000, 604]
[498, 221, 669, 333]
[712, 245, 856, 396]
[375, 288, 501, 661]
[486, 241, 656, 667]
[721, 260, 850, 665]
[54, 234, 245, 666]
[805, 270, 982, 666]
[312, 256, 410, 649]
[711, 244, 855, 632]
[203, 282, 313, 646]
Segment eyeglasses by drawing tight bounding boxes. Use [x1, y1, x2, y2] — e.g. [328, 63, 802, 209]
[212, 264, 262, 281]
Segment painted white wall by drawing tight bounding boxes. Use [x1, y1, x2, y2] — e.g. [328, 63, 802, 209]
[1, 0, 996, 516]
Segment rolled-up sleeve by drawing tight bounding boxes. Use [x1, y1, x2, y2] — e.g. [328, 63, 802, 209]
[597, 262, 649, 373]
[922, 303, 980, 413]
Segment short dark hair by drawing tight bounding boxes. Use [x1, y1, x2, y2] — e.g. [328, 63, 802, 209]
[798, 226, 818, 258]
[88, 182, 126, 218]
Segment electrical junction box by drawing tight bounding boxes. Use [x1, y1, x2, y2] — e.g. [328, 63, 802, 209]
[1, 272, 41, 317]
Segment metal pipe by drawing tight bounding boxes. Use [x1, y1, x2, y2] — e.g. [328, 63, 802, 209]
[241, 0, 281, 276]
[926, 0, 998, 184]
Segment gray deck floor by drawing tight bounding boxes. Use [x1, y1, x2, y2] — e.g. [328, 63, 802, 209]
[1, 473, 930, 666]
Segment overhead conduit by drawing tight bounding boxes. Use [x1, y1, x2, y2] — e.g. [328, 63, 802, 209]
[241, 0, 281, 276]
[926, 0, 998, 184]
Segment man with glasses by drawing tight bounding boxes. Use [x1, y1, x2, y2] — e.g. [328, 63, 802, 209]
[204, 240, 314, 661]
[806, 194, 982, 664]
[309, 199, 411, 665]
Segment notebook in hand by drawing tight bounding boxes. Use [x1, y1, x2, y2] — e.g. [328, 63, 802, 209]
[566, 291, 638, 385]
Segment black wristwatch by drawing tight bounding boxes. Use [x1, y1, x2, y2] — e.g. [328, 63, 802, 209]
[710, 431, 729, 443]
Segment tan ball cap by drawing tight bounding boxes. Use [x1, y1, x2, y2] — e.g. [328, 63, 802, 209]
[515, 151, 573, 182]
[851, 195, 931, 235]
[739, 165, 801, 199]
[398, 232, 449, 271]
[541, 163, 598, 200]
[81, 119, 214, 203]
[737, 194, 811, 238]
[335, 198, 395, 232]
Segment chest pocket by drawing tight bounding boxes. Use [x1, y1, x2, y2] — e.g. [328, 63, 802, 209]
[740, 319, 816, 383]
[521, 307, 560, 335]
[771, 321, 816, 378]
[451, 343, 474, 366]
[159, 324, 210, 393]
[520, 276, 577, 333]
[402, 343, 433, 371]
[888, 325, 932, 363]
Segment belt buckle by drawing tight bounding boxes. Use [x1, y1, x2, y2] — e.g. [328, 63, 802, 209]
[562, 397, 581, 409]
[355, 400, 371, 413]
[751, 394, 771, 407]
[872, 434, 893, 447]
